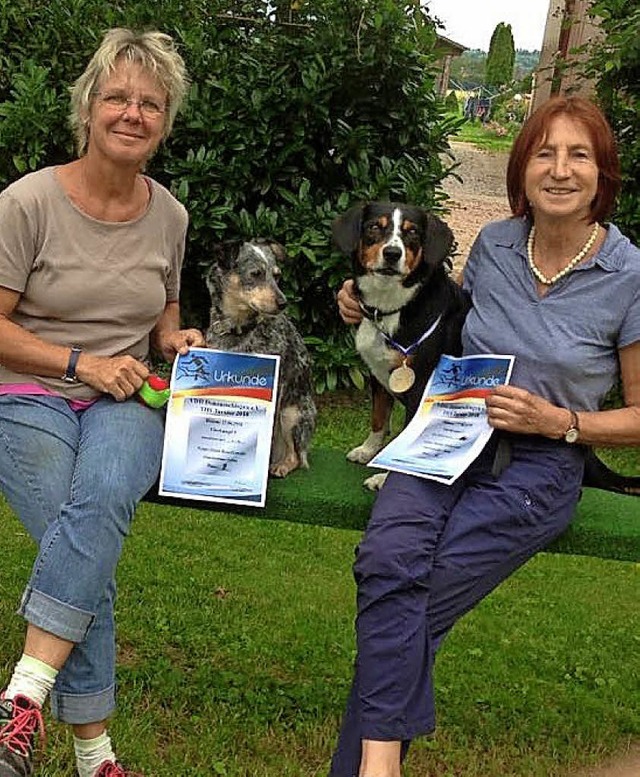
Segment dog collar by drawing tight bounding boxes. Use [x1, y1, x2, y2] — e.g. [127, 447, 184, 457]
[358, 299, 405, 320]
[209, 317, 259, 337]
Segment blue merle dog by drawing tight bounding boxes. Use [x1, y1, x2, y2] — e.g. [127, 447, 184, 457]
[205, 239, 316, 477]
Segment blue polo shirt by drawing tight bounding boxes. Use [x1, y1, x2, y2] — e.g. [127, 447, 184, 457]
[462, 218, 640, 411]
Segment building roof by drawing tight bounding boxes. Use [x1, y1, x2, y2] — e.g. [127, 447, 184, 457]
[435, 34, 468, 55]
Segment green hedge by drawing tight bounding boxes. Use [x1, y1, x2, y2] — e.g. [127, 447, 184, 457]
[0, 0, 461, 392]
[587, 0, 640, 246]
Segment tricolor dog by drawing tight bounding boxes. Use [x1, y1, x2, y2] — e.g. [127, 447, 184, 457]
[332, 201, 469, 488]
[205, 239, 316, 478]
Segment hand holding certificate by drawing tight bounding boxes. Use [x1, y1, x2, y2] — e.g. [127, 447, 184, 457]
[369, 354, 515, 485]
[159, 348, 280, 506]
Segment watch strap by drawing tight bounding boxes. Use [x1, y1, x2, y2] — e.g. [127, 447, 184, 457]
[564, 410, 580, 443]
[62, 346, 82, 383]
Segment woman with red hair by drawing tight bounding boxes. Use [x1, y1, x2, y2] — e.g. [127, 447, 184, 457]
[331, 96, 640, 777]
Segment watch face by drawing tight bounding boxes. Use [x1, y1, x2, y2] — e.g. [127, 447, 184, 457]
[565, 428, 579, 444]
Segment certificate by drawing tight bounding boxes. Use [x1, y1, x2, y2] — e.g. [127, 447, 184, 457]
[369, 354, 515, 485]
[159, 347, 280, 507]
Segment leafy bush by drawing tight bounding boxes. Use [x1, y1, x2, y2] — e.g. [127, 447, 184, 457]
[586, 0, 640, 245]
[489, 92, 528, 127]
[0, 0, 459, 392]
[444, 90, 459, 115]
[581, 1, 639, 408]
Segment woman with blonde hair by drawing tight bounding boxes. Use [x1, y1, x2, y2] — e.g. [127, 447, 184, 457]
[0, 28, 204, 777]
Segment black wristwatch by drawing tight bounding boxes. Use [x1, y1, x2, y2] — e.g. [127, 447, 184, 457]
[61, 346, 82, 384]
[564, 410, 580, 444]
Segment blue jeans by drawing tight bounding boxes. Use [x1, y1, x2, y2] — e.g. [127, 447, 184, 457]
[0, 394, 165, 724]
[329, 434, 586, 776]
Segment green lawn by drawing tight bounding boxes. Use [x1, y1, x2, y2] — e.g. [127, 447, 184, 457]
[448, 115, 518, 153]
[0, 393, 638, 776]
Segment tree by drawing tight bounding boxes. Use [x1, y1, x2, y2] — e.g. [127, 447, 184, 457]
[485, 22, 515, 88]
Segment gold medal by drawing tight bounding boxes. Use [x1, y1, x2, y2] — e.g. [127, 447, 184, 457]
[388, 362, 415, 393]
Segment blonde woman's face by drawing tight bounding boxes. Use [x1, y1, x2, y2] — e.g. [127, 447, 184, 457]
[87, 59, 168, 167]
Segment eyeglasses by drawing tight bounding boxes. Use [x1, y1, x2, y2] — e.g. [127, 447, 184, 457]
[94, 91, 166, 119]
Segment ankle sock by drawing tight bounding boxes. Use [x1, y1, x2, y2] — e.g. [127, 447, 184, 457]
[4, 654, 58, 708]
[74, 731, 116, 777]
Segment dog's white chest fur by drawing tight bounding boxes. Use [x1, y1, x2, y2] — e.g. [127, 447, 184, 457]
[356, 315, 400, 391]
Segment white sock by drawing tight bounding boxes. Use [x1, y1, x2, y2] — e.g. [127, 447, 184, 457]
[4, 654, 58, 708]
[74, 731, 117, 777]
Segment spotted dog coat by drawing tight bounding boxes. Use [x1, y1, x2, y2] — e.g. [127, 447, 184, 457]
[205, 239, 316, 478]
[332, 202, 470, 488]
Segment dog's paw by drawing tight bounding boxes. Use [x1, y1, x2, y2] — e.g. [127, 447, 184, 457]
[347, 431, 387, 464]
[347, 445, 375, 464]
[269, 458, 297, 478]
[363, 472, 388, 491]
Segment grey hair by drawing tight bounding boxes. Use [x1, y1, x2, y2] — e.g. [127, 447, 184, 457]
[69, 28, 189, 156]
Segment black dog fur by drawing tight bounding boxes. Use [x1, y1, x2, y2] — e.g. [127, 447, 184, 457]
[205, 239, 316, 478]
[333, 201, 639, 495]
[333, 201, 468, 488]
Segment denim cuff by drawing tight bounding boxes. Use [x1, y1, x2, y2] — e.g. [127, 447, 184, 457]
[50, 683, 116, 724]
[19, 586, 94, 643]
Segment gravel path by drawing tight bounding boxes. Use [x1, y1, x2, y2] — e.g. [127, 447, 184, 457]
[443, 141, 640, 777]
[440, 140, 512, 274]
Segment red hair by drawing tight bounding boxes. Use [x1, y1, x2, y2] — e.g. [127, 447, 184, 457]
[506, 96, 621, 223]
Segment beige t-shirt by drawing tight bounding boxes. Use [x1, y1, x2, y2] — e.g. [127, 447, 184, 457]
[0, 167, 187, 400]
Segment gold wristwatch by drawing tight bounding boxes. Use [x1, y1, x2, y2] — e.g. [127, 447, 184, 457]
[564, 410, 580, 444]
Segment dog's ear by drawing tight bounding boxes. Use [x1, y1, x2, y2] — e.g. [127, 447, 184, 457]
[265, 240, 287, 264]
[206, 242, 240, 292]
[425, 214, 455, 267]
[211, 241, 241, 272]
[332, 203, 365, 255]
[249, 238, 287, 266]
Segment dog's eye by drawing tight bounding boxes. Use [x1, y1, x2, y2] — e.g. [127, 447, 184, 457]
[249, 269, 264, 280]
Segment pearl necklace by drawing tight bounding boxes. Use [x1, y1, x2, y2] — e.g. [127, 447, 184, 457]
[527, 221, 600, 285]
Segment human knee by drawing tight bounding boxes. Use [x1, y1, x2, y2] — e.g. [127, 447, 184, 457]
[354, 525, 431, 587]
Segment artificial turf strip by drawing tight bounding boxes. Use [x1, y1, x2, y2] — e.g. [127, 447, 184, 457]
[145, 446, 640, 563]
[552, 486, 640, 562]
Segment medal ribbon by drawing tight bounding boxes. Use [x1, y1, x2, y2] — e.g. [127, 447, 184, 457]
[377, 313, 443, 359]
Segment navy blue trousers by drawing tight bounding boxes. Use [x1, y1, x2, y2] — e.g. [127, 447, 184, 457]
[329, 434, 585, 776]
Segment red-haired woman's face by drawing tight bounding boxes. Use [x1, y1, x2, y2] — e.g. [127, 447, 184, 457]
[524, 115, 599, 223]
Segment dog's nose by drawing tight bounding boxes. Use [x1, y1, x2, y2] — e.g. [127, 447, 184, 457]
[383, 245, 402, 265]
[275, 286, 287, 310]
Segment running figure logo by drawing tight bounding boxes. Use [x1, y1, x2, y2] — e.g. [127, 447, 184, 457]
[176, 353, 211, 383]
